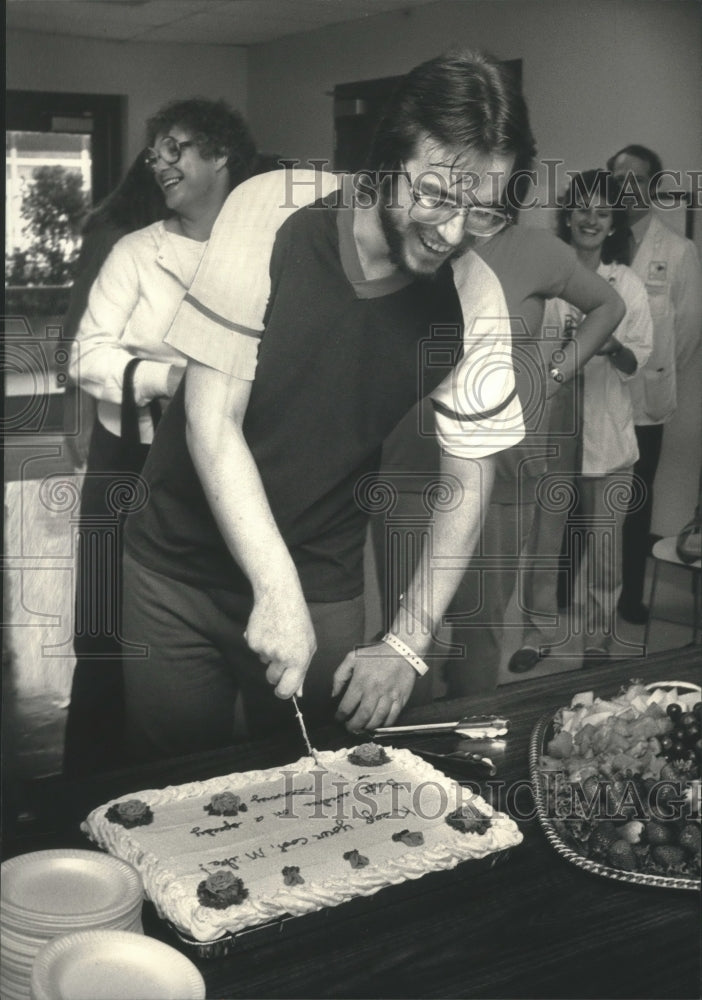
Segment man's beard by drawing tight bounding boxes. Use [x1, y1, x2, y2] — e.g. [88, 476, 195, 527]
[378, 193, 470, 280]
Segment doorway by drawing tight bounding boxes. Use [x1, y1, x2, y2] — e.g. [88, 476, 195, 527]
[333, 60, 523, 172]
[5, 91, 123, 444]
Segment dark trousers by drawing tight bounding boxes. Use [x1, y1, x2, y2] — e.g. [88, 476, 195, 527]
[371, 492, 536, 696]
[621, 423, 664, 608]
[121, 553, 366, 764]
[63, 420, 149, 776]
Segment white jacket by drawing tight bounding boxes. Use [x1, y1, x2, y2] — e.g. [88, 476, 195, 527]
[628, 212, 702, 425]
[544, 262, 653, 475]
[69, 221, 206, 442]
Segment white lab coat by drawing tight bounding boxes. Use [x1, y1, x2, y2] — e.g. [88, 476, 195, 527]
[628, 212, 702, 425]
[543, 263, 653, 476]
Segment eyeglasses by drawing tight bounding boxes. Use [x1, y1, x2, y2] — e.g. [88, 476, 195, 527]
[144, 136, 196, 170]
[403, 164, 511, 237]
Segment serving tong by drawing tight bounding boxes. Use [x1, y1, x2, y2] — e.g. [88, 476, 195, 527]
[371, 715, 510, 777]
[373, 714, 510, 740]
[410, 746, 498, 776]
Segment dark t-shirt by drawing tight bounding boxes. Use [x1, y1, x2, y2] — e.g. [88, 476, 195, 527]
[125, 191, 464, 601]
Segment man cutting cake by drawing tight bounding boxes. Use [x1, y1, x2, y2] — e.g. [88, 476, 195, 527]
[120, 50, 616, 762]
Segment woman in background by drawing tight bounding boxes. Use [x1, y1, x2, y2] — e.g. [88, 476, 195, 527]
[62, 151, 167, 470]
[64, 98, 256, 775]
[519, 169, 652, 664]
[373, 163, 625, 694]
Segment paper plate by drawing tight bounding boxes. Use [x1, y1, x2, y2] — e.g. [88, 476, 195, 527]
[0, 968, 32, 1000]
[1, 850, 142, 928]
[0, 979, 30, 1000]
[30, 930, 206, 1000]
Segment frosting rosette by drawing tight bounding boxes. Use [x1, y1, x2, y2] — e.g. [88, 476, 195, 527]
[204, 792, 247, 816]
[343, 849, 370, 869]
[105, 798, 153, 828]
[392, 830, 425, 847]
[348, 743, 390, 767]
[446, 805, 492, 835]
[282, 866, 305, 886]
[197, 871, 249, 909]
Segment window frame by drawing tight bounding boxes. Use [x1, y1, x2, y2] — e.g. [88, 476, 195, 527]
[6, 90, 123, 204]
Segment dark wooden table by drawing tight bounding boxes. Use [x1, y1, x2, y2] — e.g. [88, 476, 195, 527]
[3, 647, 701, 999]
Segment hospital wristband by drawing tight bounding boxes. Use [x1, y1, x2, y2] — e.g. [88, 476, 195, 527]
[381, 633, 429, 676]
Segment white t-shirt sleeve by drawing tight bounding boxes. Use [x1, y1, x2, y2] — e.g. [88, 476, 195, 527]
[165, 169, 342, 380]
[430, 251, 524, 459]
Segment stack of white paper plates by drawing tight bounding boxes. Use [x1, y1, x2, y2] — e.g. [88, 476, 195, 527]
[30, 931, 206, 1000]
[1, 850, 144, 1000]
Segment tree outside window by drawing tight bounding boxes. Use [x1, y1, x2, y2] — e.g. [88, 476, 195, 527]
[6, 164, 88, 287]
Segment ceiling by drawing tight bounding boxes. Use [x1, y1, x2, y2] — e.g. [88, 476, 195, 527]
[6, 0, 439, 46]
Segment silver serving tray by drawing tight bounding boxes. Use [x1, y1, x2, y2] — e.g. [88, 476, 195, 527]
[166, 847, 514, 959]
[529, 681, 701, 893]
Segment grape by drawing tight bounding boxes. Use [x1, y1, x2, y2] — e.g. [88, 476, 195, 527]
[680, 712, 696, 729]
[693, 702, 702, 722]
[659, 735, 674, 754]
[671, 740, 685, 757]
[684, 722, 700, 746]
[672, 727, 687, 743]
[666, 703, 682, 722]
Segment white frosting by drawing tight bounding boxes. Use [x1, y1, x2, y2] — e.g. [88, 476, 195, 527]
[82, 747, 522, 942]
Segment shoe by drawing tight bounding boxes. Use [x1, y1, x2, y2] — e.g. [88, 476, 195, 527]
[618, 600, 649, 625]
[508, 646, 548, 674]
[583, 647, 610, 666]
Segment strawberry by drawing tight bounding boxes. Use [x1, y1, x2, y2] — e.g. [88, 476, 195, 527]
[651, 844, 686, 873]
[677, 823, 701, 856]
[607, 839, 637, 871]
[588, 821, 618, 857]
[645, 820, 673, 845]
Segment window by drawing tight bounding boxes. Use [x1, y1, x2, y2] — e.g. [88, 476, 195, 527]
[4, 91, 123, 443]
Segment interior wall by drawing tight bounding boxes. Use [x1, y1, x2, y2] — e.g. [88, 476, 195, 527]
[6, 29, 250, 169]
[247, 0, 700, 208]
[247, 0, 702, 538]
[6, 2, 702, 538]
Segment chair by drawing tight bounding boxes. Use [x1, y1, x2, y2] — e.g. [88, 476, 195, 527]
[643, 536, 702, 648]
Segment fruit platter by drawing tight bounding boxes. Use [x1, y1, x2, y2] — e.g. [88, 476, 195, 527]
[529, 680, 701, 891]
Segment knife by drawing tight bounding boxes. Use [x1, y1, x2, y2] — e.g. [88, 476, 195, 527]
[291, 695, 323, 766]
[373, 715, 509, 739]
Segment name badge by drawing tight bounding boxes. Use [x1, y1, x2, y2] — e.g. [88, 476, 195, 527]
[648, 260, 668, 283]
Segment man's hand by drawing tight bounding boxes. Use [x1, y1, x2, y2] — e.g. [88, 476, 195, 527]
[332, 644, 416, 732]
[245, 587, 317, 700]
[596, 335, 622, 356]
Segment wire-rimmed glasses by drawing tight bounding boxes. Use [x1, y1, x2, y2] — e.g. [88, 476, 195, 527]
[403, 164, 511, 237]
[144, 136, 196, 170]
